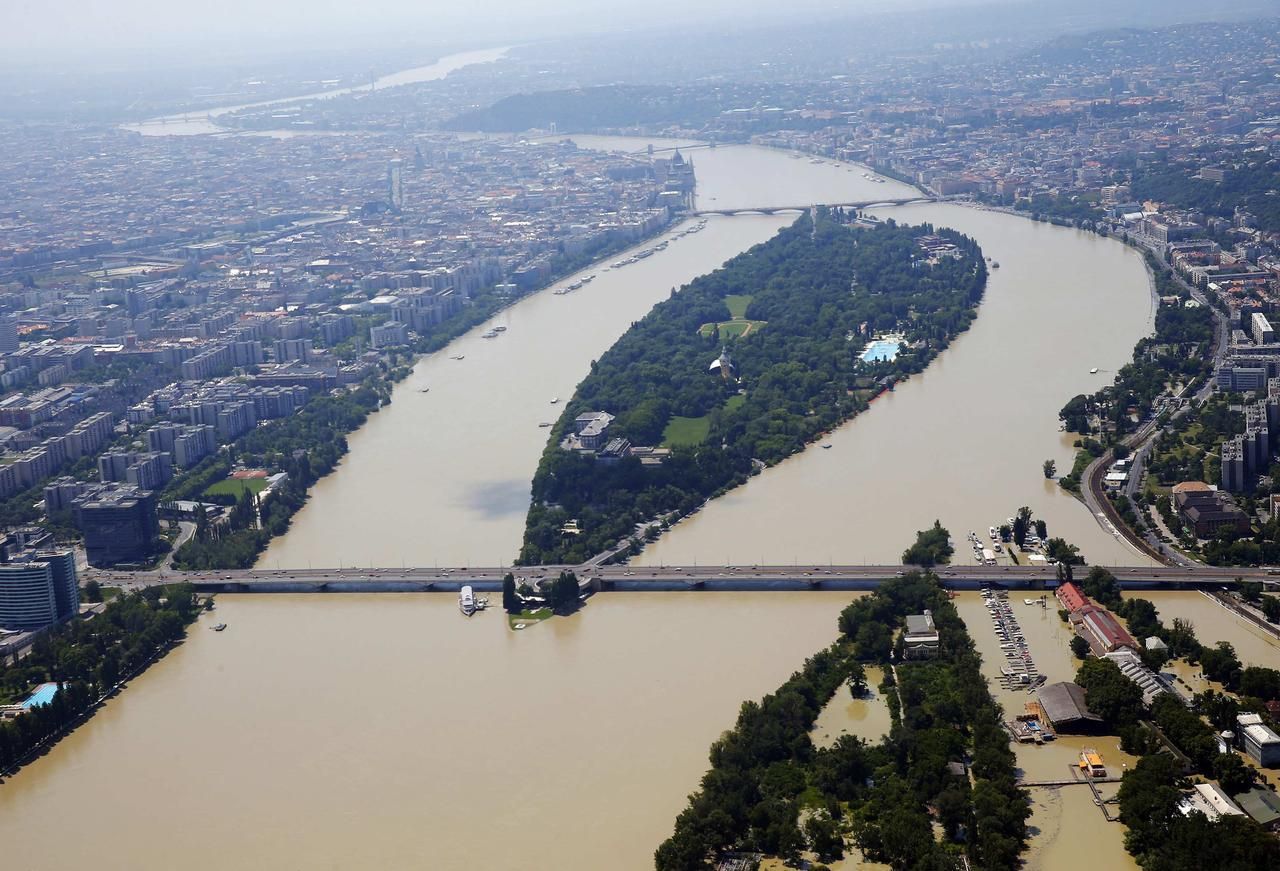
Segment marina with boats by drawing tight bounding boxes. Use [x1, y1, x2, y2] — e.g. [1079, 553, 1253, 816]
[982, 586, 1047, 693]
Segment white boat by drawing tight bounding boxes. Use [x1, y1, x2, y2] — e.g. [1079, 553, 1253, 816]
[550, 397, 559, 404]
[493, 325, 507, 332]
[459, 585, 476, 616]
[481, 329, 499, 338]
[1089, 367, 1099, 374]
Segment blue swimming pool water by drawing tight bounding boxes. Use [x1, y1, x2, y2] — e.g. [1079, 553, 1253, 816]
[22, 682, 59, 709]
[860, 339, 901, 363]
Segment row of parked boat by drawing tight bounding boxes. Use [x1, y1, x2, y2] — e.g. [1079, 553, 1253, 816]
[553, 274, 596, 295]
[982, 587, 1046, 692]
[966, 529, 1002, 565]
[600, 220, 709, 274]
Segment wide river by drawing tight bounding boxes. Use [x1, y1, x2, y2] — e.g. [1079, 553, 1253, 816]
[262, 136, 1157, 569]
[0, 137, 1168, 869]
[121, 47, 509, 137]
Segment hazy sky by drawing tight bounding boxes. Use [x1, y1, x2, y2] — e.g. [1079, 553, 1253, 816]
[4, 0, 994, 68]
[7, 0, 1274, 72]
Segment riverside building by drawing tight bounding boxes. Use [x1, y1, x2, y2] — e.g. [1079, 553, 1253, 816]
[0, 550, 78, 630]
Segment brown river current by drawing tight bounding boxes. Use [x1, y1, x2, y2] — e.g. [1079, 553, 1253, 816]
[1, 135, 1218, 870]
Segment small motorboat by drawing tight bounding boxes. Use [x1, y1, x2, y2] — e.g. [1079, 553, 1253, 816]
[212, 623, 227, 632]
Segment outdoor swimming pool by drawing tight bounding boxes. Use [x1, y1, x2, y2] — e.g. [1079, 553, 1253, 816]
[22, 683, 59, 709]
[860, 338, 902, 363]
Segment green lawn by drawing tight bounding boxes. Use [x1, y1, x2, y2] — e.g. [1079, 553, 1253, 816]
[697, 319, 766, 338]
[204, 477, 269, 499]
[663, 414, 712, 447]
[663, 396, 745, 447]
[724, 294, 753, 319]
[509, 608, 553, 629]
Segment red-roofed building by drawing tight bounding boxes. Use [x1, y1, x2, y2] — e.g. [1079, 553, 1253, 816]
[1056, 582, 1089, 613]
[1075, 605, 1138, 655]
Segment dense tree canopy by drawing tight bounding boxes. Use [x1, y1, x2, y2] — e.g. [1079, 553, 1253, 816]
[902, 520, 954, 567]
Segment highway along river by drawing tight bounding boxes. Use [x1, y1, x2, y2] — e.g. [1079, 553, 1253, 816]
[0, 139, 1163, 870]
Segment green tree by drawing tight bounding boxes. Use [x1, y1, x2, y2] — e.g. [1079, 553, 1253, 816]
[1070, 635, 1091, 660]
[1213, 752, 1257, 796]
[1199, 641, 1242, 689]
[501, 573, 518, 613]
[548, 571, 580, 612]
[82, 580, 102, 603]
[1076, 657, 1144, 725]
[1012, 507, 1032, 547]
[1043, 459, 1056, 478]
[847, 661, 868, 697]
[902, 520, 953, 567]
[1261, 595, 1280, 623]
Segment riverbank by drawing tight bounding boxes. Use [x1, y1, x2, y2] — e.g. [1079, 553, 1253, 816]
[0, 585, 203, 779]
[156, 208, 687, 570]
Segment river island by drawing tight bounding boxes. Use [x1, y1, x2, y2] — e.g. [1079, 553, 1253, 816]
[520, 210, 987, 565]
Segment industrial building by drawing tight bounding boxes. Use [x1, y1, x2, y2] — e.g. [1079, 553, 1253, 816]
[1035, 682, 1103, 733]
[1236, 713, 1280, 767]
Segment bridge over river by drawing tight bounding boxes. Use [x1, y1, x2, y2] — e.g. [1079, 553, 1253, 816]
[692, 196, 936, 216]
[88, 562, 1277, 595]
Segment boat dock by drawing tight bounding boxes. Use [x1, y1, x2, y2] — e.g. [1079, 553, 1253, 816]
[983, 587, 1045, 692]
[1017, 762, 1123, 822]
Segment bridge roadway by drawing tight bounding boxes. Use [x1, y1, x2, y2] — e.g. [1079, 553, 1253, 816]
[692, 197, 936, 217]
[88, 563, 1276, 594]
